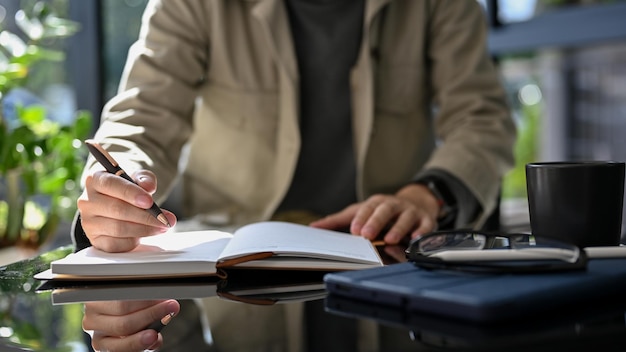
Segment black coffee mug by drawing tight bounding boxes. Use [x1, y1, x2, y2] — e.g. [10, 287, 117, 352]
[526, 161, 625, 247]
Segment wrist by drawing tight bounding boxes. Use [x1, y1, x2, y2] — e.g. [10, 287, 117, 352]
[414, 179, 457, 228]
[396, 183, 441, 220]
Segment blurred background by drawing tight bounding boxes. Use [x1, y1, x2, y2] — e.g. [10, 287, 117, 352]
[1, 0, 626, 250]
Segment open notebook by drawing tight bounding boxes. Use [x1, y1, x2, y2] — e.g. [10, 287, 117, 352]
[37, 221, 383, 281]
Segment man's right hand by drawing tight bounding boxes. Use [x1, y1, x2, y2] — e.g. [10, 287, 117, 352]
[77, 169, 177, 252]
[83, 299, 180, 352]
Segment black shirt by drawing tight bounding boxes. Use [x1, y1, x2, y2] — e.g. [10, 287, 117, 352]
[278, 0, 364, 215]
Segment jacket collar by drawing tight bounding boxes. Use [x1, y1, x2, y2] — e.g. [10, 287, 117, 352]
[365, 0, 392, 25]
[248, 0, 392, 82]
[251, 0, 297, 83]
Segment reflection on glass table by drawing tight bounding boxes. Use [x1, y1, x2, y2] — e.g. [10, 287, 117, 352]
[325, 293, 626, 352]
[0, 245, 415, 352]
[7, 243, 626, 352]
[0, 246, 85, 351]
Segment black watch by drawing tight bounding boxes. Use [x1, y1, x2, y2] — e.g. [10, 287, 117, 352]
[417, 179, 457, 228]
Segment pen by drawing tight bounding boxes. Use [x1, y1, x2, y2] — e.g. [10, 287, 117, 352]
[84, 139, 171, 227]
[146, 312, 175, 333]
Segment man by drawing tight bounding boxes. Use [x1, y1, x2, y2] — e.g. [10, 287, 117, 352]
[78, 0, 516, 350]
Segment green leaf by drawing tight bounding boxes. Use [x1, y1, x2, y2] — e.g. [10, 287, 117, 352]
[1, 63, 28, 79]
[17, 105, 62, 137]
[0, 74, 9, 93]
[27, 46, 65, 62]
[0, 201, 7, 236]
[32, 1, 52, 20]
[22, 200, 47, 230]
[17, 104, 46, 124]
[11, 46, 65, 66]
[39, 167, 69, 194]
[74, 110, 93, 139]
[0, 30, 27, 57]
[42, 16, 81, 38]
[0, 117, 6, 157]
[0, 50, 9, 69]
[15, 10, 44, 41]
[8, 320, 42, 344]
[20, 163, 40, 195]
[48, 131, 73, 152]
[2, 126, 37, 171]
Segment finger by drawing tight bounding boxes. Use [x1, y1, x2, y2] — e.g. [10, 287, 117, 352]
[382, 210, 418, 244]
[79, 206, 170, 253]
[84, 171, 176, 229]
[84, 299, 166, 317]
[132, 170, 158, 195]
[91, 330, 162, 352]
[89, 235, 141, 253]
[411, 213, 438, 239]
[88, 171, 155, 210]
[79, 188, 170, 229]
[83, 300, 179, 337]
[78, 176, 176, 252]
[309, 205, 358, 232]
[350, 195, 385, 238]
[162, 211, 177, 228]
[359, 196, 400, 240]
[80, 214, 175, 253]
[84, 220, 170, 253]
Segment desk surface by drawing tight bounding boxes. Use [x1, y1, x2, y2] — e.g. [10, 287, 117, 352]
[2, 246, 626, 352]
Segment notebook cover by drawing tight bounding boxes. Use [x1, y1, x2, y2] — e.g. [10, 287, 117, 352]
[324, 259, 626, 323]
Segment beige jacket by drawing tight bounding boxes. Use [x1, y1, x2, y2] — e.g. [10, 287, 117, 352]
[90, 0, 516, 228]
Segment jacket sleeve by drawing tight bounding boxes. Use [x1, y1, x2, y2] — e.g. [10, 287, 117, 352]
[422, 0, 516, 227]
[85, 0, 209, 202]
[72, 0, 210, 248]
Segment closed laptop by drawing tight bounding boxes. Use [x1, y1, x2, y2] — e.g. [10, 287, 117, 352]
[324, 259, 626, 323]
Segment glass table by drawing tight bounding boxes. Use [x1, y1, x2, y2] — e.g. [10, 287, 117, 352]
[2, 246, 626, 352]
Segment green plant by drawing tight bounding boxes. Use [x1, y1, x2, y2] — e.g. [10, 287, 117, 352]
[502, 92, 541, 199]
[0, 2, 91, 248]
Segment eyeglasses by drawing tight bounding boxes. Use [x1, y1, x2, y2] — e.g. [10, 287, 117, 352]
[405, 230, 588, 273]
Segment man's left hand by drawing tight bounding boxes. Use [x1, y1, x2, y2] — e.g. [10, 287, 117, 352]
[310, 183, 441, 245]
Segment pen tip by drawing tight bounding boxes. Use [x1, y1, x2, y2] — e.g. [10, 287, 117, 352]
[157, 214, 171, 227]
[161, 312, 175, 326]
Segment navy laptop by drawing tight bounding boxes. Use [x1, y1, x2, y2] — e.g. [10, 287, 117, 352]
[324, 259, 626, 323]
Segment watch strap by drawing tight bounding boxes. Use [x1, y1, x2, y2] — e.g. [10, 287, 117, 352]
[416, 179, 458, 228]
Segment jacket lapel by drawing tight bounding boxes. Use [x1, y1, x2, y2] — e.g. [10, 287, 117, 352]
[352, 0, 392, 198]
[251, 0, 298, 85]
[250, 0, 301, 217]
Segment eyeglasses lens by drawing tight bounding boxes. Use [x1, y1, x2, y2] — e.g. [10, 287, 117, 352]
[508, 235, 580, 263]
[408, 231, 585, 273]
[417, 233, 579, 264]
[418, 233, 487, 254]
